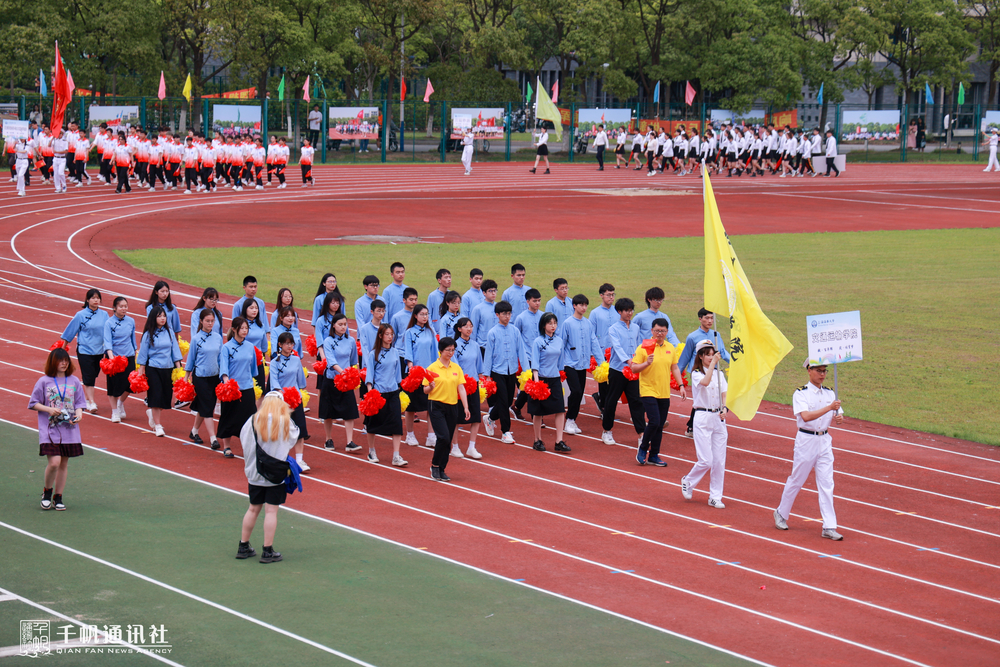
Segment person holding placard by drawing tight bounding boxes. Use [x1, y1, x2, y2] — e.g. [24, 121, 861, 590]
[773, 360, 845, 540]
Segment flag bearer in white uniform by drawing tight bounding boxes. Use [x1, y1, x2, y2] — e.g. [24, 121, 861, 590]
[51, 132, 69, 193]
[984, 128, 999, 172]
[773, 360, 845, 540]
[461, 128, 474, 175]
[14, 137, 31, 196]
[680, 340, 728, 508]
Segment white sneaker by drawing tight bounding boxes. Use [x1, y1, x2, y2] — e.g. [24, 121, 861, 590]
[86, 401, 99, 413]
[111, 409, 121, 423]
[405, 432, 419, 446]
[118, 398, 127, 418]
[482, 415, 496, 436]
[564, 419, 581, 435]
[425, 432, 438, 448]
[367, 448, 379, 464]
[255, 185, 263, 190]
[708, 498, 725, 509]
[392, 455, 408, 467]
[466, 445, 482, 459]
[146, 408, 155, 429]
[154, 424, 165, 437]
[183, 189, 191, 194]
[450, 444, 464, 458]
[500, 432, 515, 444]
[298, 460, 311, 473]
[601, 430, 616, 445]
[681, 478, 692, 500]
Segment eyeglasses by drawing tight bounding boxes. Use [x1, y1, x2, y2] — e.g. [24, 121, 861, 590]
[812, 368, 828, 373]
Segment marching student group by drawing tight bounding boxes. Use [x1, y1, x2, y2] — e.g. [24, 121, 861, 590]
[30, 262, 847, 561]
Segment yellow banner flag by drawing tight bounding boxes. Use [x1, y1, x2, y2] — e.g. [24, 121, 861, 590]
[534, 77, 563, 141]
[182, 74, 192, 103]
[703, 166, 793, 421]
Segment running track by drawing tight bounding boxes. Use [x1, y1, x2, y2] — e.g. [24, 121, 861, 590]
[2, 163, 999, 667]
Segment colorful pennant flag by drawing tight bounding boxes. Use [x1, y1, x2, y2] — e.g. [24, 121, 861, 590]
[182, 74, 192, 102]
[157, 71, 166, 100]
[424, 78, 434, 103]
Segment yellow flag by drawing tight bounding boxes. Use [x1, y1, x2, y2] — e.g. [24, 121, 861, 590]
[534, 77, 563, 141]
[182, 74, 192, 103]
[703, 166, 793, 421]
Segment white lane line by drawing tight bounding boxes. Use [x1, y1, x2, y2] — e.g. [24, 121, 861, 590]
[761, 191, 1000, 214]
[0, 417, 773, 667]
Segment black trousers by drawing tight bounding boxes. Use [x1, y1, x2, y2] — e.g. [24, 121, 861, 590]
[201, 166, 214, 189]
[136, 161, 148, 185]
[115, 166, 131, 192]
[100, 158, 112, 182]
[564, 367, 587, 420]
[428, 400, 458, 470]
[825, 156, 839, 176]
[487, 372, 517, 433]
[596, 145, 604, 169]
[230, 164, 243, 186]
[185, 166, 198, 190]
[601, 368, 645, 433]
[640, 396, 670, 457]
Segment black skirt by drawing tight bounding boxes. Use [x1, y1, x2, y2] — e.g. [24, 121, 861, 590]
[106, 356, 136, 397]
[191, 374, 220, 418]
[527, 376, 565, 416]
[319, 383, 359, 420]
[404, 387, 428, 413]
[536, 144, 549, 156]
[364, 389, 403, 435]
[290, 404, 309, 440]
[458, 384, 481, 424]
[145, 367, 174, 410]
[218, 388, 256, 438]
[78, 353, 102, 387]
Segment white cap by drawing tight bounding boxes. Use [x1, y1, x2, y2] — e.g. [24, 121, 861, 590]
[992, 128, 998, 134]
[803, 358, 829, 369]
[695, 339, 716, 354]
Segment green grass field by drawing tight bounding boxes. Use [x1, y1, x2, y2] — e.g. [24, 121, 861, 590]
[0, 421, 754, 666]
[118, 228, 1000, 446]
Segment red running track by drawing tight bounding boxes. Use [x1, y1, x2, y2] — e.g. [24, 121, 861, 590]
[1, 163, 998, 667]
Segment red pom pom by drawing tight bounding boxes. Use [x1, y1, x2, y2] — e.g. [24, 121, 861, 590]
[333, 366, 362, 392]
[479, 375, 497, 397]
[356, 340, 362, 357]
[524, 379, 551, 400]
[359, 389, 386, 416]
[215, 378, 242, 402]
[559, 370, 567, 382]
[292, 350, 299, 357]
[604, 347, 612, 362]
[400, 366, 427, 393]
[128, 370, 149, 393]
[623, 365, 639, 381]
[255, 346, 263, 365]
[360, 368, 367, 380]
[100, 355, 129, 376]
[313, 359, 327, 375]
[463, 375, 478, 396]
[50, 339, 66, 351]
[172, 378, 196, 402]
[588, 356, 598, 373]
[303, 335, 318, 357]
[670, 370, 691, 391]
[282, 386, 302, 409]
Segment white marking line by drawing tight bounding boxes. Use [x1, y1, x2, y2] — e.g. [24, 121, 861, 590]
[0, 417, 773, 667]
[856, 189, 1000, 204]
[761, 191, 1000, 214]
[0, 586, 185, 665]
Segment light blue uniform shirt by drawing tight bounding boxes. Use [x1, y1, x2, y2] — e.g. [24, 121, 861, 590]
[633, 308, 679, 345]
[404, 325, 437, 368]
[471, 301, 499, 348]
[137, 327, 182, 369]
[437, 311, 461, 340]
[145, 302, 182, 335]
[220, 338, 257, 389]
[461, 287, 483, 318]
[589, 304, 619, 349]
[191, 307, 224, 341]
[269, 353, 307, 392]
[322, 333, 359, 380]
[103, 315, 137, 356]
[269, 307, 298, 330]
[531, 334, 566, 379]
[426, 288, 448, 330]
[380, 283, 409, 322]
[608, 320, 642, 372]
[311, 292, 344, 327]
[513, 309, 543, 352]
[545, 296, 574, 331]
[62, 307, 109, 355]
[501, 283, 532, 320]
[354, 293, 375, 328]
[271, 323, 302, 358]
[390, 310, 412, 359]
[561, 316, 604, 371]
[358, 321, 381, 358]
[231, 296, 269, 333]
[483, 323, 529, 376]
[315, 313, 342, 346]
[245, 319, 268, 355]
[453, 336, 483, 380]
[184, 330, 223, 377]
[365, 347, 401, 393]
[677, 328, 730, 372]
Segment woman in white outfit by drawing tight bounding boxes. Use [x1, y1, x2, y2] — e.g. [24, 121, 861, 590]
[461, 129, 474, 175]
[680, 339, 729, 508]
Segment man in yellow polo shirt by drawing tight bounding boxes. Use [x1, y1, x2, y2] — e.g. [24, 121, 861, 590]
[630, 318, 686, 466]
[423, 337, 471, 482]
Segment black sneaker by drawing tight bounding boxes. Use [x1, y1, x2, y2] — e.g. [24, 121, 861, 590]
[554, 441, 571, 453]
[544, 169, 550, 174]
[430, 466, 442, 480]
[532, 440, 546, 451]
[53, 494, 66, 511]
[259, 548, 283, 564]
[324, 439, 336, 450]
[210, 439, 221, 450]
[235, 542, 256, 559]
[438, 469, 451, 482]
[529, 168, 536, 174]
[40, 488, 53, 510]
[345, 441, 362, 452]
[189, 431, 204, 445]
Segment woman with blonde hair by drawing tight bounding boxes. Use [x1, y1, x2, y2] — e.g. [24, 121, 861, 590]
[237, 391, 299, 563]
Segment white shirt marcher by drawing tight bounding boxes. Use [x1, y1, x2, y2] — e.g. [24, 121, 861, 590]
[307, 109, 322, 132]
[461, 130, 474, 175]
[985, 130, 999, 172]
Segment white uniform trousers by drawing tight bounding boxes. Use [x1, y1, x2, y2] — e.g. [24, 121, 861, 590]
[52, 156, 67, 191]
[777, 433, 837, 529]
[987, 146, 999, 172]
[461, 145, 473, 173]
[683, 411, 728, 501]
[15, 158, 28, 195]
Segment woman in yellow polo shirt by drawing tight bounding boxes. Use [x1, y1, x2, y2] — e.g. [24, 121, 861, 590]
[631, 317, 686, 467]
[423, 337, 471, 482]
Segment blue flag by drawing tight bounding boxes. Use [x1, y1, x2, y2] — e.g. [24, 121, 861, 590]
[925, 82, 934, 105]
[816, 82, 823, 105]
[653, 81, 660, 103]
[39, 70, 47, 98]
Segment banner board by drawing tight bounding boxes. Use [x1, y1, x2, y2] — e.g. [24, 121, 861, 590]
[806, 311, 863, 366]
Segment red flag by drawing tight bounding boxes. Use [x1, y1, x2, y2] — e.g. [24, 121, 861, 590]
[357, 109, 364, 120]
[423, 78, 434, 103]
[157, 71, 166, 100]
[685, 81, 696, 106]
[552, 80, 559, 104]
[303, 75, 311, 102]
[400, 77, 407, 101]
[50, 42, 72, 135]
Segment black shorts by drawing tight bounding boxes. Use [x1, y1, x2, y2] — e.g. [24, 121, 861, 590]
[527, 376, 565, 417]
[364, 389, 403, 435]
[78, 353, 102, 387]
[191, 374, 220, 418]
[536, 144, 549, 156]
[145, 367, 174, 409]
[318, 383, 359, 420]
[404, 387, 428, 413]
[106, 356, 136, 397]
[290, 404, 309, 440]
[248, 483, 287, 506]
[218, 388, 257, 439]
[458, 385, 481, 424]
[40, 442, 84, 457]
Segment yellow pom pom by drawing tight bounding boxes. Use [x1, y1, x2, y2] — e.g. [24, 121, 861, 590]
[177, 336, 190, 355]
[171, 367, 185, 383]
[479, 386, 487, 402]
[399, 392, 410, 413]
[674, 342, 685, 364]
[300, 389, 310, 407]
[253, 379, 263, 400]
[592, 362, 610, 384]
[302, 364, 309, 377]
[267, 340, 272, 357]
[517, 369, 533, 389]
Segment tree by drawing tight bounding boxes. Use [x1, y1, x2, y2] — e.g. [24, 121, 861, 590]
[967, 0, 1000, 106]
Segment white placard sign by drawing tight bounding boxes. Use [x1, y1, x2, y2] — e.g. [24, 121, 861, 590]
[806, 310, 862, 366]
[452, 114, 471, 129]
[2, 119, 30, 139]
